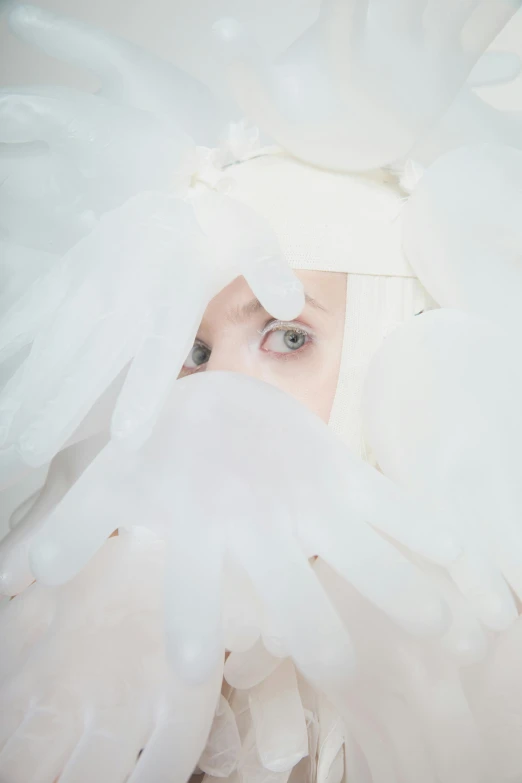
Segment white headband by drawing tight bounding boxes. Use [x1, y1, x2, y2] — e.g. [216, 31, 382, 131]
[226, 152, 415, 276]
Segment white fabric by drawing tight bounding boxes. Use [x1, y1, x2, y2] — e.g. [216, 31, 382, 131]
[330, 274, 432, 460]
[228, 154, 414, 277]
[227, 153, 436, 457]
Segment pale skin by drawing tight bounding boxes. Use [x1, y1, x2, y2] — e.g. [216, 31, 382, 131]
[180, 270, 347, 422]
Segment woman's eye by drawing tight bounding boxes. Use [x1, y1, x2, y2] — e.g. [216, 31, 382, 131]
[183, 342, 211, 370]
[262, 326, 309, 354]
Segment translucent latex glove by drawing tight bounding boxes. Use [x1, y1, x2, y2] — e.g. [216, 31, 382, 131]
[22, 372, 489, 693]
[222, 558, 511, 782]
[0, 6, 304, 478]
[0, 82, 194, 254]
[466, 50, 521, 88]
[0, 532, 223, 783]
[0, 240, 58, 317]
[316, 560, 486, 783]
[403, 144, 522, 334]
[212, 0, 520, 171]
[0, 432, 107, 596]
[363, 308, 522, 615]
[214, 557, 494, 783]
[8, 3, 230, 144]
[0, 2, 209, 378]
[467, 615, 522, 781]
[410, 72, 522, 165]
[0, 189, 303, 485]
[222, 658, 310, 779]
[0, 2, 230, 256]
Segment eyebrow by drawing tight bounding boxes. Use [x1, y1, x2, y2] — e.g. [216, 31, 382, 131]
[228, 293, 327, 324]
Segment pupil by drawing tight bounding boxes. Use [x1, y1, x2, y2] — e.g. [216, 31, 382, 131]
[284, 330, 305, 350]
[192, 344, 210, 366]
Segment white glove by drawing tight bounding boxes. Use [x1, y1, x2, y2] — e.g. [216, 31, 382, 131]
[0, 432, 107, 595]
[0, 189, 303, 483]
[0, 5, 305, 485]
[7, 3, 230, 144]
[411, 73, 522, 165]
[364, 309, 522, 624]
[403, 143, 522, 335]
[212, 0, 520, 171]
[0, 531, 223, 783]
[314, 559, 486, 783]
[16, 371, 503, 693]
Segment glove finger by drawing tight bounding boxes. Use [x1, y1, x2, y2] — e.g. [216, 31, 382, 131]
[111, 201, 212, 447]
[8, 5, 158, 100]
[0, 684, 28, 751]
[449, 463, 522, 602]
[0, 584, 55, 682]
[0, 252, 99, 450]
[468, 51, 522, 87]
[15, 315, 134, 467]
[8, 4, 223, 142]
[341, 473, 515, 638]
[343, 707, 399, 783]
[228, 497, 355, 703]
[1, 435, 107, 591]
[165, 519, 224, 684]
[110, 304, 203, 447]
[222, 558, 262, 654]
[0, 693, 82, 783]
[59, 706, 148, 783]
[449, 548, 517, 632]
[357, 0, 430, 36]
[475, 489, 522, 601]
[9, 434, 106, 535]
[241, 253, 305, 323]
[319, 0, 370, 44]
[248, 658, 308, 773]
[224, 638, 281, 690]
[424, 0, 479, 43]
[28, 442, 136, 585]
[315, 506, 449, 637]
[420, 564, 488, 665]
[129, 667, 222, 783]
[335, 455, 462, 566]
[0, 502, 48, 594]
[0, 147, 91, 253]
[425, 0, 519, 57]
[0, 251, 68, 367]
[0, 86, 192, 199]
[8, 487, 40, 530]
[0, 86, 107, 146]
[459, 0, 522, 56]
[193, 190, 305, 321]
[198, 695, 241, 778]
[367, 695, 436, 783]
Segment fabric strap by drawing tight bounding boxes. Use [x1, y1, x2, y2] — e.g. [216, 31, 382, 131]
[328, 274, 435, 461]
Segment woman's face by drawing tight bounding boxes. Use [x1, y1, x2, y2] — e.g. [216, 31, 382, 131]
[180, 271, 346, 422]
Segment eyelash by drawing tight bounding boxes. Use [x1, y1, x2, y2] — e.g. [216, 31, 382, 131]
[259, 319, 308, 337]
[182, 320, 314, 372]
[258, 320, 313, 359]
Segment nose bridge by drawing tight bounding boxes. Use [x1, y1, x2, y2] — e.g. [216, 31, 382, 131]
[205, 339, 258, 379]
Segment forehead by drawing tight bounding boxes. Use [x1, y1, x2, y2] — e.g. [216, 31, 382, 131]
[203, 270, 346, 324]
